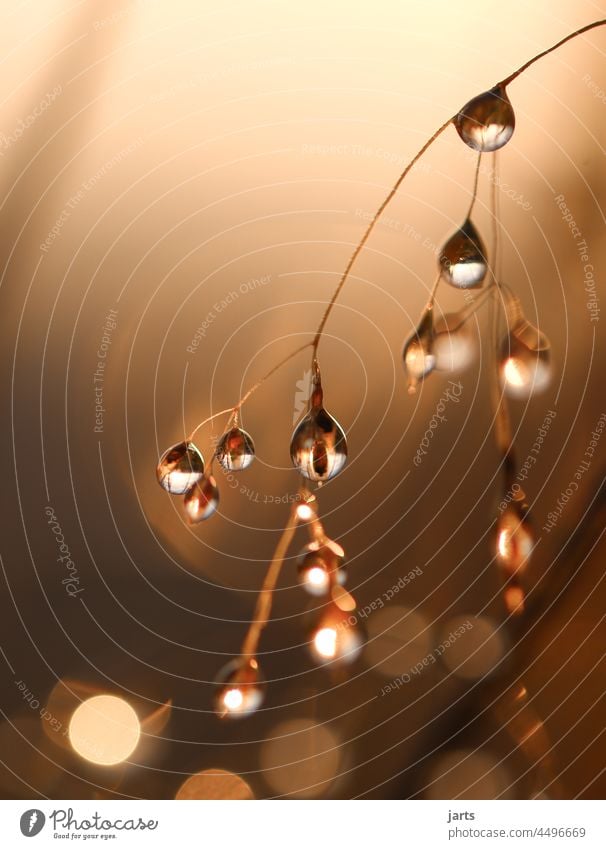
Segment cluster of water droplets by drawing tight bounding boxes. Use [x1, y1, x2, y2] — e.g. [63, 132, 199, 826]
[294, 494, 362, 665]
[156, 420, 257, 523]
[403, 301, 478, 394]
[403, 205, 490, 393]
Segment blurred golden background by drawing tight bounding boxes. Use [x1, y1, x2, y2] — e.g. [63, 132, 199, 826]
[0, 0, 605, 799]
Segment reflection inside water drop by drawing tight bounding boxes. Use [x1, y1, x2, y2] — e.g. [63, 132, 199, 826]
[454, 85, 515, 152]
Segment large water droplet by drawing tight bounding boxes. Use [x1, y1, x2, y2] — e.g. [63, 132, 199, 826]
[496, 502, 534, 577]
[290, 364, 347, 482]
[403, 306, 435, 394]
[499, 320, 551, 399]
[183, 475, 219, 523]
[156, 441, 204, 494]
[454, 84, 515, 152]
[432, 311, 477, 372]
[439, 219, 487, 289]
[297, 539, 346, 596]
[310, 604, 362, 665]
[213, 658, 264, 719]
[216, 426, 255, 471]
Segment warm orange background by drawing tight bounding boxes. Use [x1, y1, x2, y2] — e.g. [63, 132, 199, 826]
[1, 0, 605, 799]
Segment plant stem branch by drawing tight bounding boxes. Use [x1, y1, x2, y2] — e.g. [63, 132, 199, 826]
[499, 19, 606, 88]
[466, 151, 483, 220]
[311, 116, 454, 359]
[311, 19, 606, 358]
[187, 341, 313, 442]
[240, 500, 301, 658]
[234, 341, 313, 412]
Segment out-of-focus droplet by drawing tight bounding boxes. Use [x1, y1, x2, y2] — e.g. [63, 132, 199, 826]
[310, 604, 362, 664]
[403, 306, 435, 394]
[290, 364, 347, 482]
[260, 719, 341, 798]
[503, 583, 525, 616]
[439, 219, 487, 289]
[69, 695, 140, 766]
[496, 502, 534, 578]
[156, 441, 204, 494]
[365, 607, 432, 678]
[183, 475, 219, 523]
[297, 539, 346, 596]
[440, 615, 505, 681]
[426, 748, 512, 799]
[175, 768, 254, 800]
[213, 658, 264, 720]
[433, 311, 477, 372]
[454, 84, 515, 152]
[499, 320, 551, 398]
[216, 426, 255, 471]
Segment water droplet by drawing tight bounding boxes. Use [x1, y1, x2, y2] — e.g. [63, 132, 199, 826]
[156, 441, 204, 494]
[496, 502, 534, 577]
[297, 539, 346, 597]
[439, 219, 487, 289]
[213, 658, 264, 719]
[310, 604, 362, 664]
[403, 306, 435, 394]
[183, 475, 219, 523]
[503, 583, 525, 616]
[454, 84, 515, 152]
[296, 501, 315, 521]
[290, 364, 347, 482]
[499, 320, 551, 399]
[216, 426, 255, 471]
[432, 311, 477, 372]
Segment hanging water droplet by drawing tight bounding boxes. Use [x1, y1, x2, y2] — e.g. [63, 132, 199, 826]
[290, 363, 347, 482]
[156, 441, 204, 494]
[183, 474, 219, 523]
[432, 311, 477, 372]
[499, 320, 551, 399]
[496, 502, 534, 577]
[213, 658, 264, 719]
[439, 219, 487, 289]
[403, 306, 435, 394]
[454, 84, 515, 152]
[310, 603, 363, 665]
[297, 539, 346, 597]
[216, 426, 255, 471]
